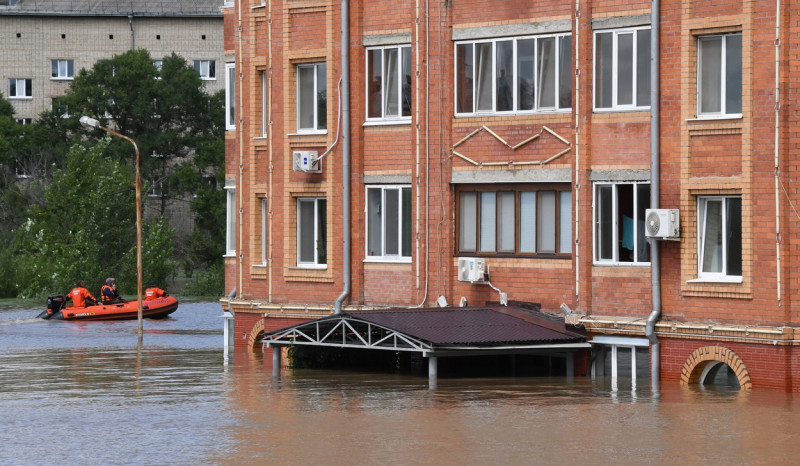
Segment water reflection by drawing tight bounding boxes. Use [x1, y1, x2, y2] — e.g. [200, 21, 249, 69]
[2, 302, 800, 465]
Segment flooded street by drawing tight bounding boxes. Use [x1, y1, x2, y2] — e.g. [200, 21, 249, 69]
[1, 301, 799, 465]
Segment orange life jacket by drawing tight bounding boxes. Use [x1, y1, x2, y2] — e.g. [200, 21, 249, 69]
[145, 287, 165, 301]
[69, 287, 96, 307]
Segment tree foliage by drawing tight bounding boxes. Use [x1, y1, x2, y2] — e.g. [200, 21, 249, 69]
[12, 137, 174, 299]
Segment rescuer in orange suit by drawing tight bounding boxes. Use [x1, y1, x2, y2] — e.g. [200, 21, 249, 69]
[66, 280, 98, 307]
[144, 280, 166, 301]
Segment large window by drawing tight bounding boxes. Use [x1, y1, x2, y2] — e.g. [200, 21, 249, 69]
[698, 196, 741, 280]
[261, 198, 268, 265]
[297, 198, 327, 267]
[225, 186, 236, 256]
[455, 34, 571, 115]
[366, 45, 411, 120]
[594, 27, 651, 110]
[194, 60, 216, 80]
[457, 185, 572, 255]
[698, 33, 742, 117]
[225, 63, 235, 130]
[8, 78, 32, 98]
[366, 186, 411, 260]
[297, 62, 327, 132]
[260, 70, 268, 137]
[51, 59, 74, 79]
[594, 182, 650, 264]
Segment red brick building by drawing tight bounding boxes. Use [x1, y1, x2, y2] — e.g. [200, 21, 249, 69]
[221, 0, 800, 391]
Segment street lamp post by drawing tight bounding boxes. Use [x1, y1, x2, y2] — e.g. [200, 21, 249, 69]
[79, 116, 143, 338]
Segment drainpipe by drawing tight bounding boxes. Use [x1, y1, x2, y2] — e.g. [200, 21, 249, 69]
[645, 0, 661, 395]
[128, 14, 134, 50]
[334, 0, 351, 314]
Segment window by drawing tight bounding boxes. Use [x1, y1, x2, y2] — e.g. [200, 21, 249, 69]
[366, 186, 411, 260]
[261, 198, 268, 265]
[194, 60, 216, 80]
[594, 182, 650, 264]
[297, 198, 327, 267]
[260, 70, 268, 137]
[225, 186, 236, 255]
[153, 60, 163, 71]
[594, 27, 651, 110]
[458, 185, 571, 255]
[8, 78, 32, 98]
[51, 59, 74, 79]
[15, 118, 32, 125]
[697, 196, 742, 280]
[297, 62, 327, 132]
[698, 33, 742, 117]
[455, 34, 571, 115]
[225, 63, 236, 130]
[366, 45, 411, 120]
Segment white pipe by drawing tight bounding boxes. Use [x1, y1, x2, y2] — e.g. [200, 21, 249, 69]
[267, 0, 274, 302]
[573, 0, 581, 307]
[236, 0, 244, 298]
[774, 0, 783, 307]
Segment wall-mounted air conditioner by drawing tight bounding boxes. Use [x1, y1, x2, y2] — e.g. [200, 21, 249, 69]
[292, 150, 320, 173]
[457, 257, 487, 283]
[644, 208, 680, 240]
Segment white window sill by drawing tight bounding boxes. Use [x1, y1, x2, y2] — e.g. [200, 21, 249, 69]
[455, 109, 571, 118]
[223, 252, 236, 258]
[226, 125, 235, 131]
[687, 114, 742, 122]
[363, 257, 412, 264]
[686, 276, 743, 284]
[363, 119, 412, 127]
[9, 97, 33, 100]
[592, 261, 651, 267]
[253, 136, 268, 140]
[289, 130, 328, 136]
[51, 77, 74, 81]
[200, 77, 217, 81]
[290, 265, 328, 270]
[593, 107, 651, 113]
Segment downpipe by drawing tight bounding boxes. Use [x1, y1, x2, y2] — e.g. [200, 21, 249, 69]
[646, 0, 661, 396]
[335, 0, 351, 314]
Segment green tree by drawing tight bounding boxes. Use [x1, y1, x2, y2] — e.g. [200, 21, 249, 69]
[12, 137, 174, 299]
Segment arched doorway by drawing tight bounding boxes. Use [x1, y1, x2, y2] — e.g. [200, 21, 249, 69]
[680, 346, 752, 390]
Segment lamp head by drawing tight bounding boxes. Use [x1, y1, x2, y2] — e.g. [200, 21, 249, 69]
[79, 116, 100, 129]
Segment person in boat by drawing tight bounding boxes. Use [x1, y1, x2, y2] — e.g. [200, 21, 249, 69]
[144, 280, 166, 301]
[66, 280, 98, 307]
[100, 277, 126, 304]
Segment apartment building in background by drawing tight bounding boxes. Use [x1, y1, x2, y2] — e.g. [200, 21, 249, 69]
[222, 0, 800, 391]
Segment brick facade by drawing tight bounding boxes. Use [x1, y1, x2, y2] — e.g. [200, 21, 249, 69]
[224, 0, 800, 390]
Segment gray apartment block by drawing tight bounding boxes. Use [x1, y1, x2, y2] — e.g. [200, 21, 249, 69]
[1, 0, 225, 121]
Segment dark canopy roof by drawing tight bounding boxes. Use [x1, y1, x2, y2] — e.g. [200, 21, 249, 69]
[1, 0, 222, 17]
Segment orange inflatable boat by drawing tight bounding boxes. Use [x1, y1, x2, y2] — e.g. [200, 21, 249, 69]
[38, 295, 179, 321]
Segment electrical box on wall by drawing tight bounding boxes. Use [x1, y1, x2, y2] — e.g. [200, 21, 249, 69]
[292, 151, 321, 173]
[457, 257, 487, 283]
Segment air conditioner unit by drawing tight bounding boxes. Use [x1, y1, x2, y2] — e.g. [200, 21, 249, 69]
[457, 257, 487, 283]
[292, 150, 320, 173]
[644, 208, 680, 239]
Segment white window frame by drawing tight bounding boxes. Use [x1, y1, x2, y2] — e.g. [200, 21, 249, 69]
[696, 195, 742, 282]
[365, 185, 412, 262]
[15, 118, 32, 125]
[51, 59, 74, 80]
[225, 63, 236, 130]
[194, 60, 216, 80]
[365, 44, 412, 122]
[296, 197, 327, 268]
[260, 70, 268, 137]
[296, 62, 327, 133]
[593, 182, 651, 265]
[225, 186, 236, 256]
[593, 26, 651, 111]
[697, 33, 742, 118]
[8, 78, 32, 99]
[260, 198, 268, 265]
[454, 33, 572, 116]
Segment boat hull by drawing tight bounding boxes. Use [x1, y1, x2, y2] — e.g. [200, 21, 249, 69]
[39, 296, 179, 321]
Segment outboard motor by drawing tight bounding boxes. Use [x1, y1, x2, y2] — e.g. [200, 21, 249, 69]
[39, 295, 65, 320]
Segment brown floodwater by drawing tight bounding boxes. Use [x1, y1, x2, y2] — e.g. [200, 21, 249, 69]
[1, 301, 798, 465]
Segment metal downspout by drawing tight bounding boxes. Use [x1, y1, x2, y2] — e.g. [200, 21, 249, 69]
[128, 14, 134, 50]
[334, 0, 351, 314]
[646, 0, 661, 395]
